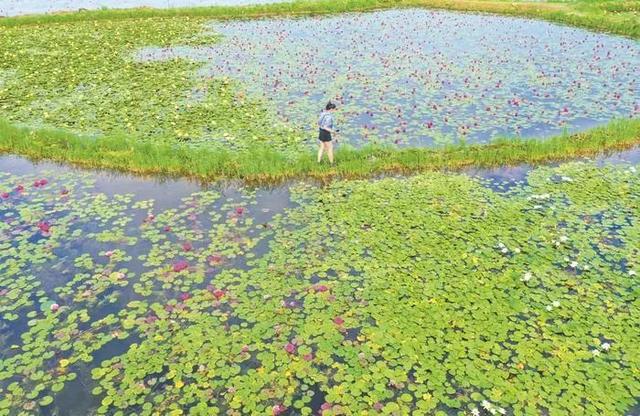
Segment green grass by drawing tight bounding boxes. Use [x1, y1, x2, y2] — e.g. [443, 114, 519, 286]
[2, 117, 639, 183]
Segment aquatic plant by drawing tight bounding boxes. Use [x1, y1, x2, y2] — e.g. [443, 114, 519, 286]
[1, 160, 639, 414]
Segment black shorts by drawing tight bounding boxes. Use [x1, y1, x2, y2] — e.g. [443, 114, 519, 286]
[318, 129, 332, 142]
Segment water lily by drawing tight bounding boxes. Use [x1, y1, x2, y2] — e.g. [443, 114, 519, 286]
[182, 242, 193, 252]
[235, 207, 244, 215]
[570, 261, 578, 268]
[0, 192, 9, 199]
[179, 292, 191, 301]
[521, 272, 532, 282]
[284, 342, 296, 354]
[37, 221, 51, 234]
[50, 303, 60, 312]
[552, 300, 560, 308]
[592, 349, 601, 357]
[629, 270, 637, 276]
[333, 316, 345, 325]
[105, 251, 114, 257]
[173, 260, 189, 272]
[471, 409, 480, 416]
[601, 342, 611, 351]
[313, 284, 329, 293]
[272, 404, 286, 416]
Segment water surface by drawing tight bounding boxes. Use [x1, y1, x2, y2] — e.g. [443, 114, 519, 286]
[139, 9, 640, 147]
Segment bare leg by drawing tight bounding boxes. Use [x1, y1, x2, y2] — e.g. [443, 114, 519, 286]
[327, 141, 334, 164]
[317, 142, 324, 163]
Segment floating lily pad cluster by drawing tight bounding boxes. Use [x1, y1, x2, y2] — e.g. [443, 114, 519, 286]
[0, 17, 301, 150]
[1, 160, 639, 415]
[139, 9, 640, 147]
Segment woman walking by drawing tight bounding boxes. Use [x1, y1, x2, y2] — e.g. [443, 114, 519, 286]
[317, 102, 338, 164]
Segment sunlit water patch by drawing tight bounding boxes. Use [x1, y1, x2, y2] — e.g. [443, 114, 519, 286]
[1, 154, 640, 415]
[138, 9, 640, 147]
[0, 0, 291, 17]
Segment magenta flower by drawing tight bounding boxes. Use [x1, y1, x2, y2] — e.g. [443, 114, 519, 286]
[235, 207, 245, 215]
[37, 221, 51, 234]
[182, 242, 193, 252]
[15, 185, 24, 192]
[173, 260, 189, 273]
[303, 353, 314, 361]
[50, 303, 60, 312]
[321, 403, 332, 412]
[333, 316, 345, 326]
[313, 284, 329, 293]
[0, 288, 8, 297]
[0, 192, 9, 199]
[179, 292, 191, 302]
[105, 251, 114, 257]
[272, 404, 287, 416]
[284, 343, 296, 354]
[164, 226, 172, 232]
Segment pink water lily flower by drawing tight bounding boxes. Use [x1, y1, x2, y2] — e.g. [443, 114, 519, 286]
[15, 185, 24, 192]
[333, 316, 345, 325]
[235, 207, 245, 215]
[37, 221, 51, 234]
[284, 343, 296, 354]
[50, 303, 60, 312]
[179, 292, 191, 301]
[182, 242, 193, 252]
[272, 404, 286, 416]
[173, 260, 189, 273]
[0, 192, 9, 199]
[313, 284, 329, 293]
[303, 353, 314, 361]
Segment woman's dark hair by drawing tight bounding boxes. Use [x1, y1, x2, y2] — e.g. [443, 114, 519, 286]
[325, 102, 337, 111]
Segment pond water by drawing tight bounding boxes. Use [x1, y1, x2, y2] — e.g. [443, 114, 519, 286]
[138, 9, 640, 147]
[0, 0, 291, 17]
[1, 150, 640, 415]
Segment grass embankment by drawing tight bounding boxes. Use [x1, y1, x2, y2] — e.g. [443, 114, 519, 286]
[2, 118, 639, 183]
[1, 0, 639, 40]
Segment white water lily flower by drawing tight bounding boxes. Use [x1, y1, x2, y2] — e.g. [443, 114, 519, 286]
[498, 408, 507, 415]
[534, 204, 543, 209]
[629, 270, 637, 276]
[561, 176, 574, 182]
[501, 247, 509, 254]
[522, 272, 532, 282]
[583, 264, 591, 271]
[471, 409, 480, 416]
[559, 235, 568, 242]
[498, 242, 505, 248]
[546, 305, 553, 311]
[514, 247, 521, 254]
[552, 300, 560, 307]
[592, 349, 601, 357]
[570, 261, 578, 268]
[601, 342, 611, 351]
[629, 166, 637, 173]
[482, 400, 492, 409]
